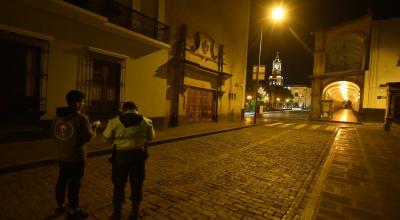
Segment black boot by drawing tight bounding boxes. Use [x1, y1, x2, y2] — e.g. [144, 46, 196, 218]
[110, 199, 122, 220]
[108, 212, 121, 220]
[129, 202, 140, 220]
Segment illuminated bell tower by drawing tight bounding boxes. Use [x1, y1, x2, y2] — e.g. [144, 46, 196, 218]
[268, 51, 283, 86]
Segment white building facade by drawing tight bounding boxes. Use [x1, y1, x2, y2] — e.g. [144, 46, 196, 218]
[288, 86, 311, 109]
[363, 17, 400, 127]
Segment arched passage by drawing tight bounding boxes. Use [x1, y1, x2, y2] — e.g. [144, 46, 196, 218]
[322, 81, 360, 122]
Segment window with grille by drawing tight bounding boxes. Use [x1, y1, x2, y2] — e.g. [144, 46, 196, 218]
[77, 52, 126, 121]
[0, 30, 48, 124]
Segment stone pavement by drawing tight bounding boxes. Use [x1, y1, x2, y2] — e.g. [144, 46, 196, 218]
[1, 120, 399, 220]
[303, 124, 400, 220]
[0, 119, 265, 172]
[0, 120, 334, 220]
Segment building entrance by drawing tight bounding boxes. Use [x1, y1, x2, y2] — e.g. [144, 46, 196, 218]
[187, 88, 214, 122]
[321, 81, 360, 122]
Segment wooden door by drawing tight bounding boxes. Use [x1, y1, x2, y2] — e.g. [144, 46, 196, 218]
[187, 88, 214, 122]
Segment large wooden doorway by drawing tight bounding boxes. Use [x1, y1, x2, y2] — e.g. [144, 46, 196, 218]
[187, 88, 214, 122]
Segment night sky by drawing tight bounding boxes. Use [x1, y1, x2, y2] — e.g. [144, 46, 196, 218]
[246, 0, 398, 88]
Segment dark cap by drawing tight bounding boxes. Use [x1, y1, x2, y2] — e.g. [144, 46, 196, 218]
[122, 101, 137, 110]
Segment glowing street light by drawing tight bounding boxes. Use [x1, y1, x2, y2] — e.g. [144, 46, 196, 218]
[271, 6, 285, 22]
[253, 5, 286, 124]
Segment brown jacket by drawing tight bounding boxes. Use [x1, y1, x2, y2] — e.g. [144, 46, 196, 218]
[53, 107, 95, 163]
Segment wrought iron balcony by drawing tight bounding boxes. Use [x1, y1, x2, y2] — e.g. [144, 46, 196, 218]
[64, 0, 170, 43]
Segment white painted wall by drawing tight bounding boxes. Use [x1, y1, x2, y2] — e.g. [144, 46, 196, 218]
[363, 17, 400, 109]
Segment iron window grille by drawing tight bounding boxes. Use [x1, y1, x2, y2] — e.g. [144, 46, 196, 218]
[77, 51, 126, 120]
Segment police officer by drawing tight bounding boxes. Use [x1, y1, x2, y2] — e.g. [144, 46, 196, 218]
[103, 101, 154, 220]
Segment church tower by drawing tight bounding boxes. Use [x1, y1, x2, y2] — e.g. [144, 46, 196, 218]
[268, 51, 283, 86]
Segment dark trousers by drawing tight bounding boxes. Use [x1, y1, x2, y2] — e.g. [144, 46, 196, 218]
[112, 150, 146, 214]
[55, 161, 85, 210]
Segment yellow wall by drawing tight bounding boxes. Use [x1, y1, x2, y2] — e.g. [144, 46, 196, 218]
[363, 18, 400, 109]
[165, 0, 251, 117]
[1, 0, 250, 126]
[0, 0, 170, 120]
[126, 49, 169, 116]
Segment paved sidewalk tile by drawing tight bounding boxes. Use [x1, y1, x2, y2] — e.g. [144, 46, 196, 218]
[310, 125, 400, 220]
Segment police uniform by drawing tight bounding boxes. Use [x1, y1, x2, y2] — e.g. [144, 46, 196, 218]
[103, 109, 154, 219]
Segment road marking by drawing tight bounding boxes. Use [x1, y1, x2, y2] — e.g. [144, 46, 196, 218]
[325, 126, 336, 131]
[279, 123, 294, 128]
[264, 122, 283, 127]
[293, 124, 307, 129]
[310, 125, 321, 130]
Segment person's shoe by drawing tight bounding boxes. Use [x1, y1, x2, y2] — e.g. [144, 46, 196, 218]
[128, 213, 138, 220]
[54, 203, 67, 214]
[108, 212, 121, 220]
[67, 208, 89, 219]
[129, 203, 140, 220]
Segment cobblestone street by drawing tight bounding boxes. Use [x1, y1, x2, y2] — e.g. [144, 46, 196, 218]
[0, 122, 336, 220]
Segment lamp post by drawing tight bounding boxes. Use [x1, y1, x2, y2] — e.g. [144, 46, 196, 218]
[253, 28, 263, 124]
[253, 5, 285, 124]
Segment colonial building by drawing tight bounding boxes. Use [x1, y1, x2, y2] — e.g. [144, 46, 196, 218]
[310, 15, 400, 126]
[364, 17, 400, 129]
[288, 86, 311, 109]
[166, 0, 250, 125]
[0, 0, 250, 141]
[268, 51, 283, 86]
[310, 15, 371, 122]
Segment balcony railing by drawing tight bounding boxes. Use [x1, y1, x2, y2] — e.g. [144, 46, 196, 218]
[64, 0, 170, 43]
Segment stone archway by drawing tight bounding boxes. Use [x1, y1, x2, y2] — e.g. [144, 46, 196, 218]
[309, 16, 372, 122]
[321, 81, 361, 122]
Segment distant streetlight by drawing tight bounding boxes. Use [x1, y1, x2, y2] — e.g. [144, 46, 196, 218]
[253, 5, 285, 124]
[246, 95, 252, 111]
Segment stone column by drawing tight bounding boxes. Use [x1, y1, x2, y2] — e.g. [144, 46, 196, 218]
[310, 78, 322, 119]
[310, 30, 325, 119]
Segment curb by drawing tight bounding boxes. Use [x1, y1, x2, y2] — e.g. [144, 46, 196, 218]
[0, 123, 263, 174]
[301, 127, 340, 219]
[309, 118, 362, 124]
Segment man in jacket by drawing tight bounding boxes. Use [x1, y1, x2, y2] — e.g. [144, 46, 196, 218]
[53, 90, 99, 219]
[103, 101, 154, 220]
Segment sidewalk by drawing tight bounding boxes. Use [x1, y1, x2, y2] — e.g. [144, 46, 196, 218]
[303, 124, 400, 219]
[0, 119, 268, 173]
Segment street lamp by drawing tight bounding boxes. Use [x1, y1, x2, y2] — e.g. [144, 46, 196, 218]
[246, 95, 252, 111]
[253, 5, 285, 124]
